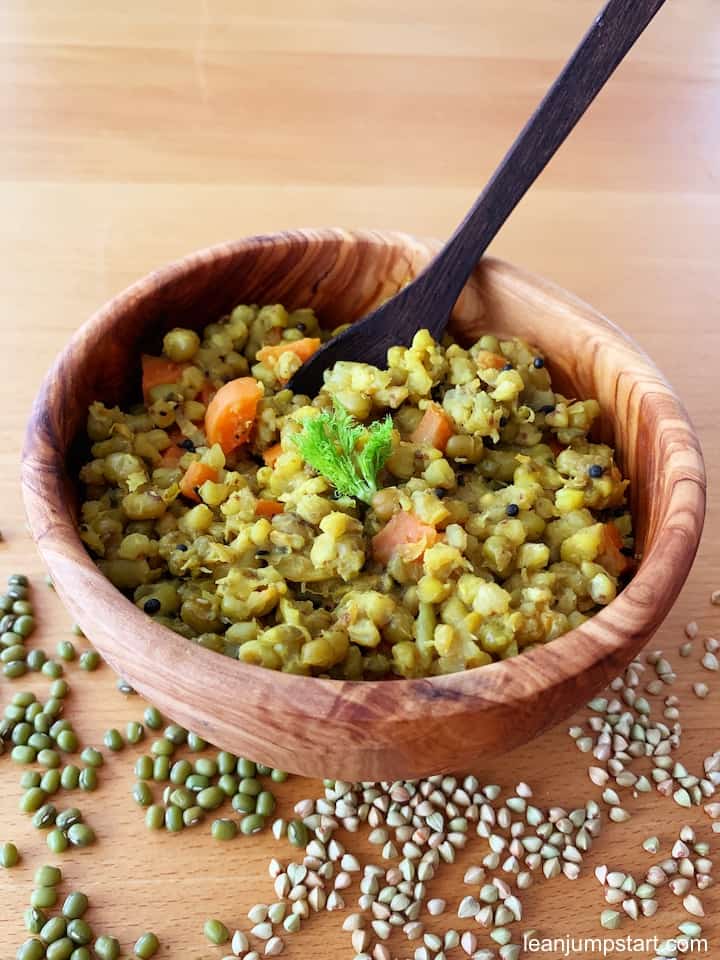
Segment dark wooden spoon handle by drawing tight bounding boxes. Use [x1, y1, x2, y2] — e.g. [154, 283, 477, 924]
[288, 0, 667, 394]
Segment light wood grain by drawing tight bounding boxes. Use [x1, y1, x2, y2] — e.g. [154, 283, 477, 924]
[1, 1, 719, 957]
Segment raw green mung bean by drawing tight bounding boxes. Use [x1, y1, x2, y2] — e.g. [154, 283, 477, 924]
[232, 792, 256, 813]
[145, 805, 164, 830]
[211, 818, 238, 841]
[44, 697, 64, 717]
[17, 939, 45, 960]
[240, 813, 265, 835]
[56, 809, 82, 830]
[197, 786, 225, 810]
[67, 823, 95, 847]
[38, 748, 61, 769]
[40, 915, 68, 942]
[103, 729, 124, 751]
[126, 721, 144, 744]
[66, 919, 92, 945]
[94, 935, 121, 960]
[31, 887, 58, 909]
[165, 806, 183, 832]
[204, 919, 230, 945]
[163, 724, 187, 745]
[78, 768, 98, 791]
[186, 732, 206, 751]
[2, 643, 26, 662]
[216, 751, 236, 774]
[169, 787, 194, 809]
[288, 819, 309, 847]
[62, 893, 89, 919]
[32, 803, 57, 829]
[61, 766, 80, 790]
[152, 756, 170, 781]
[40, 769, 61, 794]
[194, 757, 218, 778]
[4, 660, 27, 677]
[29, 732, 53, 750]
[25, 907, 46, 934]
[151, 737, 174, 756]
[143, 706, 163, 729]
[51, 679, 70, 699]
[116, 678, 135, 694]
[169, 759, 192, 784]
[79, 747, 103, 768]
[42, 660, 64, 679]
[56, 730, 79, 753]
[26, 649, 46, 671]
[217, 774, 238, 796]
[238, 777, 261, 796]
[135, 755, 153, 779]
[13, 615, 35, 638]
[185, 773, 209, 792]
[49, 720, 71, 737]
[35, 864, 62, 886]
[256, 791, 276, 817]
[271, 769, 288, 783]
[12, 744, 37, 763]
[0, 840, 19, 867]
[47, 829, 69, 853]
[21, 770, 42, 788]
[57, 640, 76, 662]
[13, 722, 33, 745]
[71, 948, 92, 960]
[78, 650, 100, 671]
[133, 782, 153, 807]
[183, 806, 204, 826]
[134, 932, 160, 958]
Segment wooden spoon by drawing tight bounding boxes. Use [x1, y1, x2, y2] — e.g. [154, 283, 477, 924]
[288, 0, 667, 395]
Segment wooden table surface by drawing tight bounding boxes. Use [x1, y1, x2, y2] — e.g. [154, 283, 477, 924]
[1, 2, 719, 958]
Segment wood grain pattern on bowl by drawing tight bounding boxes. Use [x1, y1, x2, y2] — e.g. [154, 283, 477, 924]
[21, 229, 706, 779]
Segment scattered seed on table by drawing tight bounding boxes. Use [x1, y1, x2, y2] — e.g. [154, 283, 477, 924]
[212, 818, 238, 841]
[79, 747, 103, 768]
[0, 841, 19, 867]
[56, 640, 76, 661]
[133, 932, 160, 958]
[67, 823, 96, 847]
[62, 893, 89, 919]
[204, 919, 230, 945]
[103, 729, 124, 751]
[79, 649, 100, 671]
[94, 935, 121, 960]
[701, 653, 719, 672]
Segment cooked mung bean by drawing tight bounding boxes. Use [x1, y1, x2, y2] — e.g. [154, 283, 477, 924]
[79, 311, 634, 680]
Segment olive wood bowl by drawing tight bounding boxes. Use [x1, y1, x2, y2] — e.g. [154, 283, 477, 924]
[22, 229, 706, 780]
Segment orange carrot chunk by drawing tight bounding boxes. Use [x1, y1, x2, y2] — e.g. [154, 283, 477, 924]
[410, 403, 454, 452]
[597, 522, 631, 577]
[204, 377, 262, 454]
[372, 511, 438, 566]
[141, 355, 186, 403]
[262, 443, 283, 467]
[159, 444, 185, 468]
[255, 498, 284, 518]
[474, 349, 508, 370]
[179, 461, 218, 503]
[256, 338, 321, 382]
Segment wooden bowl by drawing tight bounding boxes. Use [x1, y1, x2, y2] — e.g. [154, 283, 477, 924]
[22, 229, 706, 780]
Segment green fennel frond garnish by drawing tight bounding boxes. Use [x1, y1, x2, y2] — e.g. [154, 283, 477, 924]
[293, 400, 394, 504]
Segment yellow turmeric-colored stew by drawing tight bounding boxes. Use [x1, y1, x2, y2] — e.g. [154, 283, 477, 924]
[78, 303, 634, 679]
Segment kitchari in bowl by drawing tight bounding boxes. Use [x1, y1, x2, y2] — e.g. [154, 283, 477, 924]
[77, 303, 634, 680]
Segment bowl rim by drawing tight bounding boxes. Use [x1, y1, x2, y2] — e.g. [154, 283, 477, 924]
[21, 228, 707, 770]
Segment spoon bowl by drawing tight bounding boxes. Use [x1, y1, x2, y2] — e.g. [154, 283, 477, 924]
[21, 228, 705, 779]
